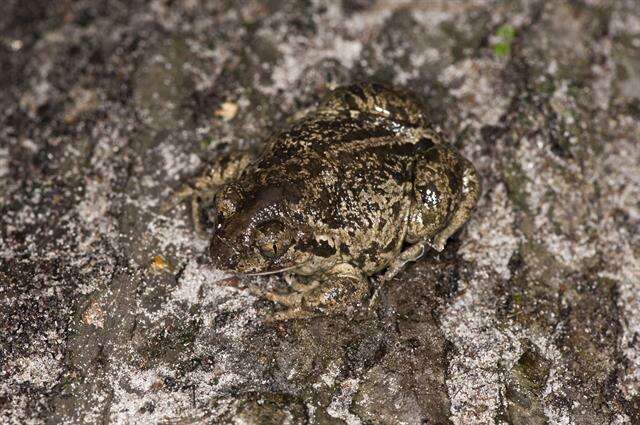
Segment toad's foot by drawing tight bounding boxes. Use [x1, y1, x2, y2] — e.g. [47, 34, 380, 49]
[380, 243, 425, 282]
[265, 264, 369, 322]
[246, 275, 319, 308]
[368, 243, 425, 311]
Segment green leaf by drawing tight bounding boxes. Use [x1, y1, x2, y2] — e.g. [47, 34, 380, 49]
[493, 24, 516, 57]
[496, 24, 516, 42]
[494, 42, 510, 57]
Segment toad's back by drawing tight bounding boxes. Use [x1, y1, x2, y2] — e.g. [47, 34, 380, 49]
[241, 112, 438, 272]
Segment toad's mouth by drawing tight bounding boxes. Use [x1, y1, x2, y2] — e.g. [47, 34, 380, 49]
[242, 261, 308, 276]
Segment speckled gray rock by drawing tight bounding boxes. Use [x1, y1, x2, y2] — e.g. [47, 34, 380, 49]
[1, 1, 639, 424]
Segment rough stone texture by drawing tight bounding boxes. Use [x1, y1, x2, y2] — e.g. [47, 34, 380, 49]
[1, 0, 639, 423]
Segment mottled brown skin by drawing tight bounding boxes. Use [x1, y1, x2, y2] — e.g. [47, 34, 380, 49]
[186, 82, 480, 320]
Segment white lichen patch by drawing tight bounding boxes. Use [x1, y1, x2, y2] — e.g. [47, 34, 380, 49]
[106, 341, 258, 424]
[599, 125, 640, 222]
[410, 4, 462, 29]
[108, 364, 203, 424]
[327, 378, 362, 425]
[171, 260, 230, 304]
[156, 141, 202, 182]
[315, 361, 341, 389]
[590, 38, 614, 110]
[541, 366, 572, 425]
[509, 330, 570, 425]
[76, 129, 127, 238]
[199, 292, 260, 343]
[5, 353, 62, 388]
[459, 183, 518, 279]
[513, 135, 598, 269]
[169, 259, 261, 342]
[266, 33, 362, 97]
[596, 133, 640, 399]
[442, 270, 523, 424]
[440, 58, 513, 128]
[254, 1, 410, 101]
[613, 8, 640, 36]
[145, 211, 208, 258]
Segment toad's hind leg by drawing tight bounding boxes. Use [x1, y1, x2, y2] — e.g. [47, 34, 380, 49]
[407, 145, 481, 252]
[431, 162, 480, 251]
[267, 264, 369, 322]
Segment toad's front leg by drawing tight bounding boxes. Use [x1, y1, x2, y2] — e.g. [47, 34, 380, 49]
[266, 264, 370, 322]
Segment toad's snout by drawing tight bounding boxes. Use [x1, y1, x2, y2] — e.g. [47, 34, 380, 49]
[209, 235, 240, 271]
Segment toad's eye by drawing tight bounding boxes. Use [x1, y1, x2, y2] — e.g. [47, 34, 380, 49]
[254, 220, 292, 259]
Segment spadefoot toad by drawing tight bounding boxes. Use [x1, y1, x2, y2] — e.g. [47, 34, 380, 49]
[180, 82, 480, 320]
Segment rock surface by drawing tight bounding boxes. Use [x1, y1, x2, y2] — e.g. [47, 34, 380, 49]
[1, 0, 639, 423]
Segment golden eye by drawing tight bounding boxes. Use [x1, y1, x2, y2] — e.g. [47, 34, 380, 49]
[255, 221, 292, 259]
[258, 239, 288, 259]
